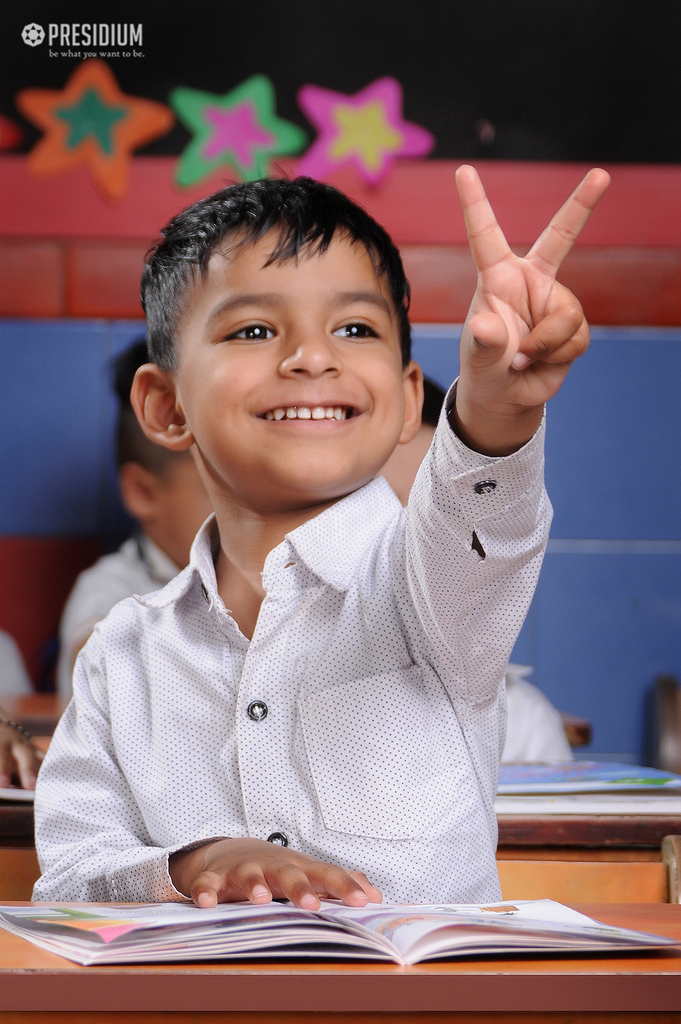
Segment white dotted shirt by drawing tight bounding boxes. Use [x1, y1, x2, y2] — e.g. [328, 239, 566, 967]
[57, 536, 180, 698]
[34, 402, 551, 905]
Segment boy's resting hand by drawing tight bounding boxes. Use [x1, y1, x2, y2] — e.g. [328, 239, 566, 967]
[169, 837, 383, 910]
[453, 164, 611, 456]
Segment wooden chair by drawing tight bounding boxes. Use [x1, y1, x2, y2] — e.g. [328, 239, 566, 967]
[651, 674, 681, 773]
[498, 834, 681, 903]
[0, 848, 41, 901]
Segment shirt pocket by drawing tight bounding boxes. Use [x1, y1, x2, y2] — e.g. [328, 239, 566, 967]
[297, 667, 460, 840]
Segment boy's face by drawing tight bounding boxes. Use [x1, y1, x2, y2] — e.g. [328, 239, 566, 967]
[167, 231, 422, 514]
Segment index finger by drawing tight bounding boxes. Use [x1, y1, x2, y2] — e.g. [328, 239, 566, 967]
[527, 168, 610, 275]
[306, 862, 379, 906]
[455, 164, 513, 272]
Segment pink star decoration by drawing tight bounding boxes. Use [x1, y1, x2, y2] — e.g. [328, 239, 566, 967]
[203, 104, 275, 167]
[297, 77, 434, 185]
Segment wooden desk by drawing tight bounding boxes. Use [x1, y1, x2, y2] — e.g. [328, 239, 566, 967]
[5, 804, 681, 856]
[497, 815, 681, 862]
[0, 694, 68, 737]
[0, 803, 33, 849]
[0, 904, 679, 1022]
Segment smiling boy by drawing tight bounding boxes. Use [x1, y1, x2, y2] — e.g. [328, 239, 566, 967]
[34, 168, 608, 908]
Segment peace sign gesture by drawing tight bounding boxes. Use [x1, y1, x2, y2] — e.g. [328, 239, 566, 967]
[452, 165, 610, 456]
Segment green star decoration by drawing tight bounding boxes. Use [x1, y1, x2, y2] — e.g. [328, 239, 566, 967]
[55, 89, 127, 155]
[170, 75, 306, 186]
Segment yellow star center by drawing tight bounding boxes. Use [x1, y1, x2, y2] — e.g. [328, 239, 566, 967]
[329, 101, 403, 171]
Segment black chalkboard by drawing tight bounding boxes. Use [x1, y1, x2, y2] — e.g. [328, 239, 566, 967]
[3, 0, 680, 163]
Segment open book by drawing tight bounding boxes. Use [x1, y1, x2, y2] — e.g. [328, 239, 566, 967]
[0, 899, 674, 966]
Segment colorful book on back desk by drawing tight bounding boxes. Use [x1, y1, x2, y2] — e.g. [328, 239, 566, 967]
[495, 761, 681, 815]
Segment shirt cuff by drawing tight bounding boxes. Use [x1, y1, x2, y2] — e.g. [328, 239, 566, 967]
[432, 380, 546, 523]
[107, 837, 227, 904]
[162, 836, 230, 903]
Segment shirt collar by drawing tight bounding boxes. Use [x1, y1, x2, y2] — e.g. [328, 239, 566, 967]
[137, 478, 401, 609]
[134, 516, 216, 609]
[282, 476, 402, 592]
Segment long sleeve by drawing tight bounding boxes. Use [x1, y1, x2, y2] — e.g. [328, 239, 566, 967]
[401, 391, 551, 706]
[34, 633, 193, 902]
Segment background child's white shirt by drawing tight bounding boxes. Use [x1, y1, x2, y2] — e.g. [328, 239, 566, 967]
[56, 535, 179, 697]
[34, 406, 551, 906]
[502, 664, 573, 763]
[0, 629, 33, 696]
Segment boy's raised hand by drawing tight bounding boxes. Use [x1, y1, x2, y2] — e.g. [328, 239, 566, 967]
[170, 837, 382, 910]
[453, 165, 610, 455]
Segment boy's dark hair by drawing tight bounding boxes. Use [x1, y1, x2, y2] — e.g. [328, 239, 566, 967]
[142, 176, 412, 370]
[421, 376, 447, 428]
[113, 338, 184, 474]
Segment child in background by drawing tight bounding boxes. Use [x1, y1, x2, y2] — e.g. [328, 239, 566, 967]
[0, 630, 32, 698]
[56, 339, 213, 697]
[0, 632, 41, 790]
[0, 717, 39, 791]
[381, 377, 445, 504]
[34, 167, 608, 908]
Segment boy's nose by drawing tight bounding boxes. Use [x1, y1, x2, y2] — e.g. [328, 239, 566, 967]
[278, 334, 342, 378]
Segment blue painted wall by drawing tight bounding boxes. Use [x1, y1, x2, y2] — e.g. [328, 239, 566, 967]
[2, 319, 680, 759]
[1, 320, 143, 541]
[413, 324, 681, 761]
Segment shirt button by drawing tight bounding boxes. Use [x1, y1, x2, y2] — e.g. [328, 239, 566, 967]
[267, 832, 288, 846]
[474, 479, 497, 495]
[247, 700, 268, 722]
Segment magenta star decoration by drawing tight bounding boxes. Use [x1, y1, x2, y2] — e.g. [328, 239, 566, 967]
[296, 77, 434, 186]
[171, 75, 306, 186]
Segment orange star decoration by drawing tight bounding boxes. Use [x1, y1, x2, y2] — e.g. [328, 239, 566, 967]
[16, 59, 174, 201]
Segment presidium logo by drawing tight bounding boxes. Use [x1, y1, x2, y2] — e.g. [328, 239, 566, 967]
[21, 23, 143, 57]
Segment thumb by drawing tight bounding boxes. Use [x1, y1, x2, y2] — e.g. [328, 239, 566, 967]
[466, 312, 510, 366]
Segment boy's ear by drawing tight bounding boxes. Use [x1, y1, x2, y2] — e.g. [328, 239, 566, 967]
[118, 461, 162, 524]
[130, 364, 195, 452]
[397, 361, 425, 446]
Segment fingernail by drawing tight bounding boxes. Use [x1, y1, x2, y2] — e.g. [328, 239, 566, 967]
[196, 892, 212, 907]
[251, 885, 270, 901]
[512, 353, 530, 370]
[300, 894, 320, 909]
[353, 891, 369, 903]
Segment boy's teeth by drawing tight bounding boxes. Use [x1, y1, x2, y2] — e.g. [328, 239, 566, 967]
[268, 406, 349, 420]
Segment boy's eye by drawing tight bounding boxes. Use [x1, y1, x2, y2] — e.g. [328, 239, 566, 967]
[333, 323, 378, 339]
[228, 325, 275, 341]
